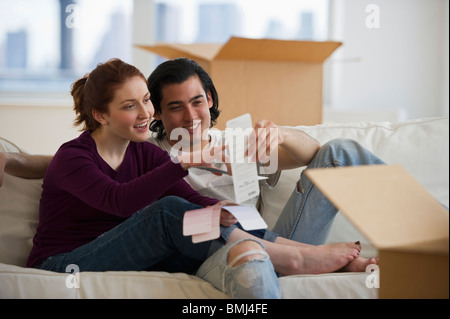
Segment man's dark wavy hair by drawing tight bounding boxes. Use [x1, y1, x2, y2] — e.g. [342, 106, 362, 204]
[147, 57, 220, 140]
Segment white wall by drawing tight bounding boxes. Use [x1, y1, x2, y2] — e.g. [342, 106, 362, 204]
[0, 101, 80, 155]
[326, 0, 449, 120]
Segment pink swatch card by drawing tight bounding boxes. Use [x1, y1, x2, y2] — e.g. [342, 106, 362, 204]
[183, 207, 212, 236]
[183, 206, 221, 243]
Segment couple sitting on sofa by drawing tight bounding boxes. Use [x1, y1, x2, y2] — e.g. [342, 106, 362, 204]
[0, 57, 384, 299]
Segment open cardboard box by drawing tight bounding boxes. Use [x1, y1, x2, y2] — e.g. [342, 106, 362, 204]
[136, 37, 341, 129]
[305, 164, 449, 299]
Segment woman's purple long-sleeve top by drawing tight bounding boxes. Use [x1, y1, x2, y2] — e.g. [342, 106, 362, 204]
[27, 131, 219, 267]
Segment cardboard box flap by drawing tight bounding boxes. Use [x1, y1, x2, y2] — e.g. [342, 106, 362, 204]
[136, 43, 222, 62]
[215, 37, 342, 62]
[136, 37, 342, 63]
[305, 164, 449, 255]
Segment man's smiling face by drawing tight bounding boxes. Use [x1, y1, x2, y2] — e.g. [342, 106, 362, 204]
[154, 75, 213, 150]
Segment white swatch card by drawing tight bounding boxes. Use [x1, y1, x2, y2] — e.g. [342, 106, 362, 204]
[223, 205, 268, 231]
[226, 113, 260, 204]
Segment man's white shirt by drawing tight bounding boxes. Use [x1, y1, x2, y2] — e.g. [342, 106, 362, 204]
[147, 130, 281, 208]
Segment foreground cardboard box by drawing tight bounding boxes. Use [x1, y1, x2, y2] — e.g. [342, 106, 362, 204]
[305, 164, 449, 299]
[137, 37, 341, 129]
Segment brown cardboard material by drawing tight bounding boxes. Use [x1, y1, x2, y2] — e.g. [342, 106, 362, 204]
[305, 164, 449, 299]
[136, 37, 341, 129]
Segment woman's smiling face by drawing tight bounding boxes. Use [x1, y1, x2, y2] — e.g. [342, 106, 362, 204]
[101, 76, 154, 143]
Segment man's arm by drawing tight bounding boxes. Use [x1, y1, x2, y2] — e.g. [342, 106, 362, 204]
[252, 120, 320, 171]
[277, 125, 320, 169]
[0, 152, 52, 187]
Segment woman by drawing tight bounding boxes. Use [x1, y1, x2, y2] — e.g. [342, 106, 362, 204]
[26, 58, 280, 298]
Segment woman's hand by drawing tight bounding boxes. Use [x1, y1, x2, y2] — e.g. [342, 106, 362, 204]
[220, 209, 238, 227]
[209, 200, 238, 227]
[176, 145, 231, 175]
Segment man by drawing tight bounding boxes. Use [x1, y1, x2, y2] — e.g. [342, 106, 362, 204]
[146, 57, 385, 245]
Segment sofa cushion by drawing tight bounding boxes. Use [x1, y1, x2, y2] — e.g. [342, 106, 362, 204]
[260, 117, 449, 257]
[0, 137, 42, 267]
[0, 262, 377, 299]
[297, 117, 449, 207]
[0, 137, 27, 153]
[0, 263, 228, 299]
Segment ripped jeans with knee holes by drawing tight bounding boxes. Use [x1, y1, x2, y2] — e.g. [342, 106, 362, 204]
[196, 239, 281, 299]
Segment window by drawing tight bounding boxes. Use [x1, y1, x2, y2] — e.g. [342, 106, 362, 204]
[154, 0, 329, 43]
[0, 0, 328, 96]
[0, 0, 133, 95]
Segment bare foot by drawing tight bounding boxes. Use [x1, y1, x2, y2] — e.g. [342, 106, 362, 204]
[273, 242, 362, 276]
[339, 256, 378, 272]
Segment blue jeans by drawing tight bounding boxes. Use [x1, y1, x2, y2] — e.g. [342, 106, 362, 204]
[35, 196, 213, 273]
[35, 195, 280, 298]
[196, 239, 281, 299]
[272, 138, 385, 245]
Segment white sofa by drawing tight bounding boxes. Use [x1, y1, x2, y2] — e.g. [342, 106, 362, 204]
[1, 117, 448, 299]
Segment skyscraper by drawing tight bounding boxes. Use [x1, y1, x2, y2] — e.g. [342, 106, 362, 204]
[6, 30, 27, 68]
[60, 0, 75, 69]
[197, 3, 241, 43]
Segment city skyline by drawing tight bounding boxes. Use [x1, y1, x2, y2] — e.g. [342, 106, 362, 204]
[0, 0, 328, 92]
